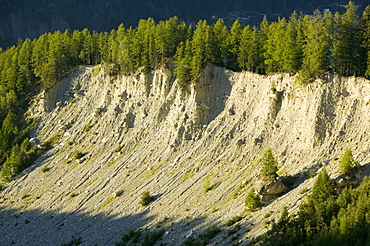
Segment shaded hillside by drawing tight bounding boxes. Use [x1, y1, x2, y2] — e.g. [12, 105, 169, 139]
[1, 64, 370, 245]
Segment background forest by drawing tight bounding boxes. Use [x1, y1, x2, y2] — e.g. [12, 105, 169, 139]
[2, 0, 370, 48]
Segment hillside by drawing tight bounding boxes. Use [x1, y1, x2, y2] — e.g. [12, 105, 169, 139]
[1, 64, 370, 245]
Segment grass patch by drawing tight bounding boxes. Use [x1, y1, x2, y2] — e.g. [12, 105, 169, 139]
[83, 123, 93, 132]
[21, 194, 31, 200]
[91, 66, 101, 77]
[210, 207, 218, 213]
[204, 178, 220, 193]
[74, 151, 84, 159]
[264, 211, 273, 218]
[183, 168, 194, 181]
[114, 145, 123, 152]
[70, 192, 78, 198]
[101, 196, 115, 209]
[231, 181, 248, 199]
[41, 166, 50, 173]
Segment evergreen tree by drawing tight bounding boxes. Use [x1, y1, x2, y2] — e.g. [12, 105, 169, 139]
[300, 10, 333, 81]
[1, 144, 27, 181]
[263, 18, 287, 73]
[310, 169, 334, 203]
[190, 20, 213, 81]
[332, 1, 362, 76]
[340, 148, 356, 174]
[210, 19, 228, 66]
[245, 188, 261, 211]
[260, 148, 278, 177]
[224, 20, 242, 70]
[238, 26, 260, 72]
[174, 40, 192, 83]
[360, 5, 370, 76]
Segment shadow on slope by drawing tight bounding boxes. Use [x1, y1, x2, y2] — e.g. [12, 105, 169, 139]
[0, 203, 255, 246]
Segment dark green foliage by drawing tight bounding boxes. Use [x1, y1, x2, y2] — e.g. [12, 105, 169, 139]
[245, 188, 261, 211]
[116, 229, 164, 246]
[141, 229, 164, 246]
[183, 226, 220, 246]
[260, 148, 278, 177]
[256, 172, 370, 245]
[140, 191, 154, 206]
[226, 215, 243, 226]
[340, 148, 356, 174]
[116, 229, 142, 246]
[74, 151, 84, 160]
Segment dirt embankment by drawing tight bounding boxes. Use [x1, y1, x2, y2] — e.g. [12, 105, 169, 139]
[1, 64, 370, 245]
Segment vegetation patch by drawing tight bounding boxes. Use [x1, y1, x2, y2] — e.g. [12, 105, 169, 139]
[245, 188, 261, 211]
[183, 226, 221, 246]
[74, 151, 84, 160]
[91, 66, 101, 77]
[226, 215, 243, 227]
[140, 191, 154, 206]
[232, 182, 248, 199]
[83, 123, 93, 132]
[182, 168, 194, 181]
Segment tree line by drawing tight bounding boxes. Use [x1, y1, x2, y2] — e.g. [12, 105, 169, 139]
[0, 1, 370, 181]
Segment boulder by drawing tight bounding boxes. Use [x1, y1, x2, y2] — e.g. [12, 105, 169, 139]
[333, 174, 359, 188]
[29, 138, 38, 148]
[255, 178, 287, 196]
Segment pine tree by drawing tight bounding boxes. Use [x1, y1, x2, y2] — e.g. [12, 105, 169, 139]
[300, 10, 333, 81]
[360, 5, 370, 76]
[224, 20, 242, 70]
[174, 40, 192, 83]
[260, 148, 278, 177]
[190, 20, 212, 81]
[1, 144, 26, 181]
[238, 26, 260, 72]
[310, 169, 334, 203]
[340, 148, 356, 174]
[332, 1, 362, 76]
[245, 188, 261, 211]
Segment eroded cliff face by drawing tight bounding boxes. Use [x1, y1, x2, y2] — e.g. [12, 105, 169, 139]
[1, 64, 370, 245]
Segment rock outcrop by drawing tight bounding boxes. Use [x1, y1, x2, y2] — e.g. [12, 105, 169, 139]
[1, 64, 370, 245]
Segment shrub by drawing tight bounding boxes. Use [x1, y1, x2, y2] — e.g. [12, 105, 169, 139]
[140, 191, 154, 206]
[114, 145, 123, 152]
[41, 166, 50, 173]
[226, 215, 243, 226]
[245, 188, 261, 211]
[91, 66, 101, 77]
[74, 151, 84, 159]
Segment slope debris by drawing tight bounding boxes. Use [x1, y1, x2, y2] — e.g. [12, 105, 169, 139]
[1, 64, 370, 245]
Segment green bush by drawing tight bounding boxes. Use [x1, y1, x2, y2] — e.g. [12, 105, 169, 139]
[140, 191, 154, 206]
[74, 151, 84, 159]
[245, 188, 261, 211]
[226, 215, 243, 226]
